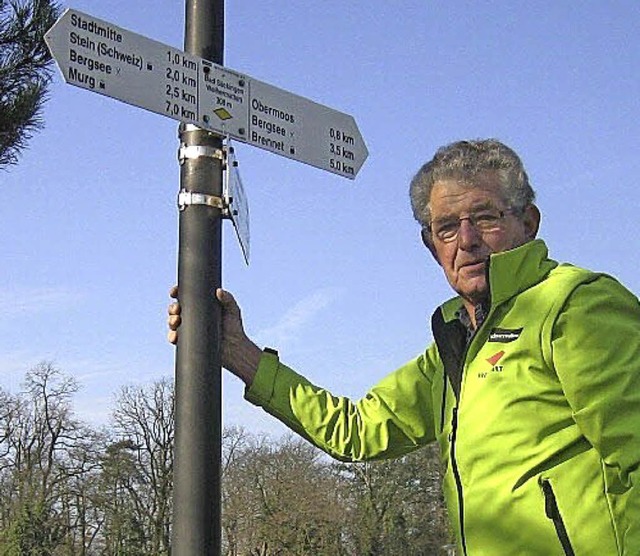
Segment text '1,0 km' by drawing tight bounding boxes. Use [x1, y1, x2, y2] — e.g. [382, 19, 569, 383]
[44, 9, 368, 179]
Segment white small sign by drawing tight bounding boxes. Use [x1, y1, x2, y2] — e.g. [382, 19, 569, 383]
[224, 147, 250, 265]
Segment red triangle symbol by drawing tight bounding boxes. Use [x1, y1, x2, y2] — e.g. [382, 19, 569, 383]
[486, 351, 505, 366]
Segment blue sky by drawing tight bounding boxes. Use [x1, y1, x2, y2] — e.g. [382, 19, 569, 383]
[2, 1, 639, 436]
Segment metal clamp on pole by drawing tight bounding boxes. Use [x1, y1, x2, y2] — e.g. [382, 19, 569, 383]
[177, 189, 225, 211]
[178, 144, 224, 165]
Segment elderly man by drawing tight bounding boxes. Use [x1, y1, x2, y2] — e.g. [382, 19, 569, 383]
[169, 139, 640, 555]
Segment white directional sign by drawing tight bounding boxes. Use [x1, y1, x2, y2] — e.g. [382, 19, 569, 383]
[45, 9, 368, 178]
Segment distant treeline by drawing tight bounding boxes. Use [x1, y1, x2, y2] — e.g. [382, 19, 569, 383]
[0, 362, 452, 555]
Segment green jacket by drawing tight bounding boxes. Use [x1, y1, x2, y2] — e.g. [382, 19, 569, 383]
[246, 240, 640, 555]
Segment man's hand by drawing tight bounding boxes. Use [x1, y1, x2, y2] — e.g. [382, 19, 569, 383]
[167, 286, 181, 345]
[167, 286, 262, 386]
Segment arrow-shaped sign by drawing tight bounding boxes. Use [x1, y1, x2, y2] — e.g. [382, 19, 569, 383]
[45, 9, 368, 178]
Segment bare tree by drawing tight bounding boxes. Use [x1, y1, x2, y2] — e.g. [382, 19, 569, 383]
[336, 443, 452, 555]
[0, 387, 22, 535]
[109, 378, 174, 555]
[0, 362, 104, 555]
[0, 0, 59, 169]
[222, 432, 348, 556]
[95, 439, 148, 555]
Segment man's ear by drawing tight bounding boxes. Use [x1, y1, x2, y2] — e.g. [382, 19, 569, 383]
[421, 228, 441, 265]
[523, 204, 541, 240]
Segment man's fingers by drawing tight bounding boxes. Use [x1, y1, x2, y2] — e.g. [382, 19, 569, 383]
[168, 286, 180, 345]
[167, 314, 181, 330]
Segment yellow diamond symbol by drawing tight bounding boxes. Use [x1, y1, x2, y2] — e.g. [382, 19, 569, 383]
[213, 107, 233, 120]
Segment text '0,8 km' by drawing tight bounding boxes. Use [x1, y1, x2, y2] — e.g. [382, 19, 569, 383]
[45, 8, 368, 178]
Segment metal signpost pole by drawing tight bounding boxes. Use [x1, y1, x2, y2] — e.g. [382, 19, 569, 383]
[173, 0, 224, 554]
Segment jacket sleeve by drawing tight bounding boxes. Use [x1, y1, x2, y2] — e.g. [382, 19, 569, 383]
[551, 275, 640, 553]
[245, 347, 440, 462]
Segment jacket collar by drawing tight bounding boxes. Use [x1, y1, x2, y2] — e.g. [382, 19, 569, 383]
[439, 239, 557, 323]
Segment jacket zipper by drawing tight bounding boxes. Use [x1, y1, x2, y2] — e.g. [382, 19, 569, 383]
[542, 480, 575, 556]
[451, 406, 468, 556]
[449, 323, 477, 556]
[440, 304, 487, 556]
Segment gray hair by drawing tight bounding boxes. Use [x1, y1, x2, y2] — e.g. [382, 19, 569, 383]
[409, 139, 536, 227]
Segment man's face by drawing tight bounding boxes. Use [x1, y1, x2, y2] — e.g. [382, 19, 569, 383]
[425, 172, 539, 307]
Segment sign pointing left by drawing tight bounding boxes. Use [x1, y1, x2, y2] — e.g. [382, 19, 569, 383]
[45, 9, 216, 129]
[45, 9, 368, 178]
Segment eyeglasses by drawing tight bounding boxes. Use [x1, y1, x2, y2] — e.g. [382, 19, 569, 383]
[427, 208, 518, 243]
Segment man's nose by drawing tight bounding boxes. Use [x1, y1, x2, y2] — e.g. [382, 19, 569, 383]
[457, 218, 482, 249]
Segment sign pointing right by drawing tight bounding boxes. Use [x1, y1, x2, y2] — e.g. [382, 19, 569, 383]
[241, 79, 368, 178]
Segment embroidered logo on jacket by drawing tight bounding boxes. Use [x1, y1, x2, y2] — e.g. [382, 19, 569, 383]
[488, 328, 523, 343]
[486, 351, 505, 366]
[478, 350, 505, 379]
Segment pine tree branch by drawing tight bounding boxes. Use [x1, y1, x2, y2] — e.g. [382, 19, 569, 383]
[0, 0, 60, 169]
